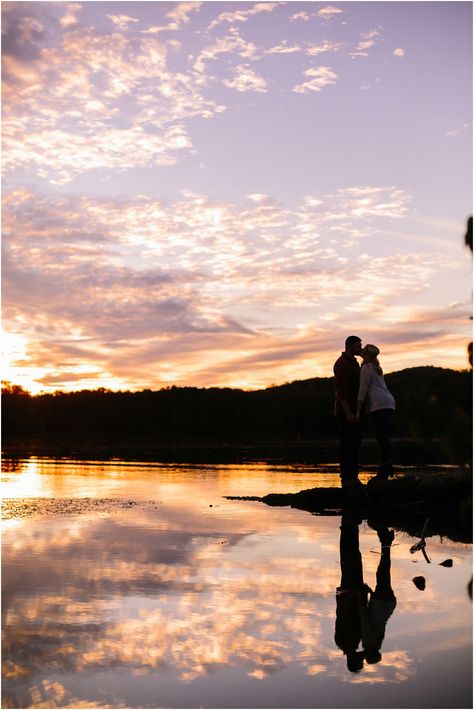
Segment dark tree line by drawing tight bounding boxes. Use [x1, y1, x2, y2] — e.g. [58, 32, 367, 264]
[2, 366, 472, 463]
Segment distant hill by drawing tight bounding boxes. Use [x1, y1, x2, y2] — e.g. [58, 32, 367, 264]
[2, 367, 472, 463]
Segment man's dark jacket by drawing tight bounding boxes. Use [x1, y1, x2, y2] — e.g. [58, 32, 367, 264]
[333, 352, 360, 417]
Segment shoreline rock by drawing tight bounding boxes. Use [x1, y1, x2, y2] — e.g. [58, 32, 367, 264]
[225, 468, 472, 543]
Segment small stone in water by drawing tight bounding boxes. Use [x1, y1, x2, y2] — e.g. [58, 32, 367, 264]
[413, 576, 426, 590]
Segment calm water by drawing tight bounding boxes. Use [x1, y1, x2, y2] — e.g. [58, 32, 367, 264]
[2, 459, 472, 709]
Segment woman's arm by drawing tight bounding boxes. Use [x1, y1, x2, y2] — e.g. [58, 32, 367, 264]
[356, 365, 371, 418]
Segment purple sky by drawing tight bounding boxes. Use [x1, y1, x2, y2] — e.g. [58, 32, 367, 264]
[2, 1, 472, 393]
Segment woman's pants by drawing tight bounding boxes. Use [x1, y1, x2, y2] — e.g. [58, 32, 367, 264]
[373, 408, 394, 464]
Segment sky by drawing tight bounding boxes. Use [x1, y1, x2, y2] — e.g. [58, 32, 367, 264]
[2, 1, 473, 394]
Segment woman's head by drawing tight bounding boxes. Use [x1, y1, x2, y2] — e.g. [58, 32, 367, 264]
[361, 344, 379, 361]
[361, 344, 382, 373]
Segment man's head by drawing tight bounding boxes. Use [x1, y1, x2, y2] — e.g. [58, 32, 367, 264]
[345, 335, 362, 356]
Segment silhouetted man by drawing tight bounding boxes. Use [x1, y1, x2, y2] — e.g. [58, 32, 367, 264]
[333, 336, 363, 488]
[335, 511, 365, 672]
[335, 512, 397, 673]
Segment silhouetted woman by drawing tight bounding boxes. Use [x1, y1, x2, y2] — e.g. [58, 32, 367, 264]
[356, 344, 396, 479]
[359, 528, 397, 665]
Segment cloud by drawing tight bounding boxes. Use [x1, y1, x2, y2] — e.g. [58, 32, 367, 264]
[247, 193, 271, 203]
[329, 186, 410, 220]
[60, 4, 82, 29]
[5, 183, 467, 391]
[290, 11, 310, 22]
[2, 3, 471, 393]
[351, 28, 382, 57]
[193, 30, 260, 74]
[393, 47, 405, 58]
[293, 66, 338, 94]
[358, 29, 381, 50]
[1, 4, 51, 60]
[144, 2, 203, 34]
[223, 64, 268, 92]
[3, 123, 193, 184]
[267, 41, 302, 55]
[289, 6, 343, 24]
[445, 123, 470, 137]
[166, 2, 202, 29]
[317, 6, 343, 19]
[106, 14, 140, 31]
[208, 3, 278, 30]
[306, 41, 342, 56]
[2, 19, 228, 183]
[265, 40, 342, 57]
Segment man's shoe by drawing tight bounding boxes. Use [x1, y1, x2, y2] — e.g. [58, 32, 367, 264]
[341, 510, 364, 526]
[375, 463, 394, 481]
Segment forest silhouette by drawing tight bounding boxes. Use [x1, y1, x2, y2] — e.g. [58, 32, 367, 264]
[2, 366, 471, 464]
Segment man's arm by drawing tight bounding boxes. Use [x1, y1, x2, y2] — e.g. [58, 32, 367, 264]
[341, 399, 356, 422]
[334, 361, 357, 422]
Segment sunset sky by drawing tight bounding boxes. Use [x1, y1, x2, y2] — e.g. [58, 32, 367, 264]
[2, 1, 472, 394]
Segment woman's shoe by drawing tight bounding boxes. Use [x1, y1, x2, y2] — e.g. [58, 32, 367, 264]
[377, 528, 395, 546]
[341, 478, 365, 489]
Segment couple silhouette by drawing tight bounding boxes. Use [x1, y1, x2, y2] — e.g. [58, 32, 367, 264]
[333, 335, 396, 488]
[335, 511, 397, 673]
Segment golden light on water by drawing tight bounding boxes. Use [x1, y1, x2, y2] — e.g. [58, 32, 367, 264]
[2, 459, 42, 498]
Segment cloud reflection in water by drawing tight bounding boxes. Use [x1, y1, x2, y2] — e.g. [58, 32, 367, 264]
[2, 462, 472, 708]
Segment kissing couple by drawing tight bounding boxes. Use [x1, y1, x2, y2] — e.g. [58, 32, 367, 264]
[333, 336, 396, 489]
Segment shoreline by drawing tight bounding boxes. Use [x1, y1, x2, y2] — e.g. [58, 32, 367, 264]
[226, 468, 473, 544]
[1, 435, 462, 465]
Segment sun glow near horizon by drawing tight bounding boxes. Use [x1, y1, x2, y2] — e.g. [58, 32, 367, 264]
[2, 2, 472, 394]
[2, 328, 470, 396]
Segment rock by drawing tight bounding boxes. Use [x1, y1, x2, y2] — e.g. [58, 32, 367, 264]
[413, 576, 426, 590]
[439, 559, 453, 567]
[225, 469, 472, 542]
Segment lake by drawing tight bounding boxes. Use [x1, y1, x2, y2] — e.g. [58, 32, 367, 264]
[2, 458, 472, 709]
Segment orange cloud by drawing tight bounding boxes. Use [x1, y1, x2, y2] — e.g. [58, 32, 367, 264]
[2, 184, 470, 392]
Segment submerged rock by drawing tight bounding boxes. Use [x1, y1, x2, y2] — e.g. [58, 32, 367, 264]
[413, 576, 426, 591]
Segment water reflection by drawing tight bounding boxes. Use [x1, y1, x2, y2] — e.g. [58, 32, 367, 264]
[0, 458, 26, 474]
[1, 460, 472, 709]
[335, 512, 397, 674]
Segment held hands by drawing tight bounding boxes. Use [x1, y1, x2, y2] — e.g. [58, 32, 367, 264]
[357, 584, 373, 606]
[341, 401, 360, 423]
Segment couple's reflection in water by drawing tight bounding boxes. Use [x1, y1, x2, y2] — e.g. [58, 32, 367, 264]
[335, 510, 397, 673]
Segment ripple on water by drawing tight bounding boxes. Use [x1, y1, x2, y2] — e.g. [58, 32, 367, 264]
[1, 497, 154, 520]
